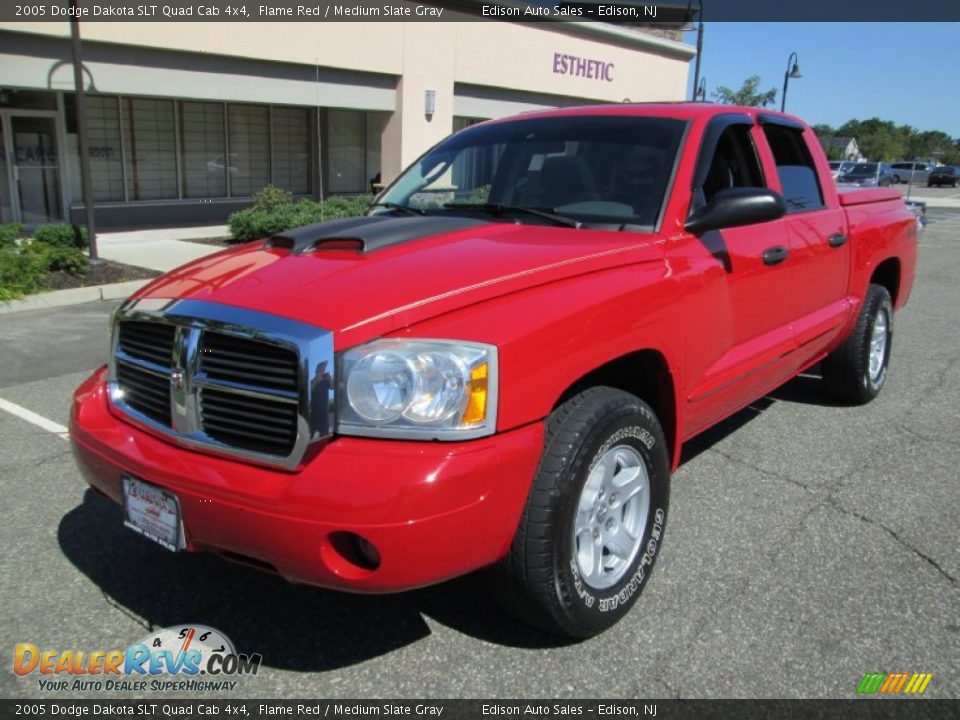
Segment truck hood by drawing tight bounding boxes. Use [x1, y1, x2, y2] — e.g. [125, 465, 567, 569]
[134, 216, 665, 348]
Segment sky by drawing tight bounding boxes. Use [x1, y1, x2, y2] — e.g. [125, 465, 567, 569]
[683, 23, 960, 137]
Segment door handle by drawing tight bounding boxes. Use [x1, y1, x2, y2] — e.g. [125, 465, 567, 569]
[762, 245, 789, 266]
[828, 233, 847, 248]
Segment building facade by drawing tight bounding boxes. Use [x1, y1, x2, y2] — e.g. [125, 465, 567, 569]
[0, 19, 694, 228]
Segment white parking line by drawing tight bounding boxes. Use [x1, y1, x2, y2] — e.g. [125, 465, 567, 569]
[0, 396, 70, 440]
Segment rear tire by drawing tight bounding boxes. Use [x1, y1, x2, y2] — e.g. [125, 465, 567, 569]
[490, 387, 670, 638]
[822, 284, 893, 405]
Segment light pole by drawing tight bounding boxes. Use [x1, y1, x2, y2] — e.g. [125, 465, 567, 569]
[696, 77, 707, 102]
[691, 0, 704, 101]
[780, 52, 802, 113]
[69, 1, 99, 262]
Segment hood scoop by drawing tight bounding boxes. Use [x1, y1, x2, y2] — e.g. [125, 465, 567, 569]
[267, 215, 486, 255]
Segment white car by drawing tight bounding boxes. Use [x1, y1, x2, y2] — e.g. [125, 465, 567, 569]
[828, 161, 856, 179]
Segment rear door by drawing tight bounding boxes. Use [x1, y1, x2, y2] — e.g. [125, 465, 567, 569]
[758, 116, 851, 364]
[678, 115, 799, 437]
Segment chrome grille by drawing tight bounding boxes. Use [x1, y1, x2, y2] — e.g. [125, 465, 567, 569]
[107, 300, 334, 470]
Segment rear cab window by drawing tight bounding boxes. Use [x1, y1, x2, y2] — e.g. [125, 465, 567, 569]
[761, 123, 825, 213]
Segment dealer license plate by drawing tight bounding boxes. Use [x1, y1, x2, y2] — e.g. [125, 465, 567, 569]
[122, 474, 184, 551]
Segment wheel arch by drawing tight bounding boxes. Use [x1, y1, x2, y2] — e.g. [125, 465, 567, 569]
[871, 256, 901, 308]
[552, 349, 680, 469]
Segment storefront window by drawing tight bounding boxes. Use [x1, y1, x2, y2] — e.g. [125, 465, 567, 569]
[85, 96, 124, 202]
[57, 96, 382, 207]
[122, 98, 178, 200]
[180, 101, 227, 199]
[272, 107, 311, 195]
[365, 113, 384, 191]
[328, 109, 365, 194]
[228, 104, 270, 197]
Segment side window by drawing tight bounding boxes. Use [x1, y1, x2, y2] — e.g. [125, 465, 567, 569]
[701, 125, 765, 204]
[761, 124, 825, 213]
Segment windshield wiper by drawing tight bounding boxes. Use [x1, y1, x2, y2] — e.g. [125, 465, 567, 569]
[443, 203, 581, 228]
[368, 201, 427, 216]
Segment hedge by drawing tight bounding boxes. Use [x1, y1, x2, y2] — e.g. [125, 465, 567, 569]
[32, 224, 90, 249]
[0, 226, 90, 302]
[228, 195, 373, 243]
[0, 223, 24, 248]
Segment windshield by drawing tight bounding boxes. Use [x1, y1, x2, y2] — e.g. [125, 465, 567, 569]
[848, 163, 877, 174]
[375, 115, 687, 228]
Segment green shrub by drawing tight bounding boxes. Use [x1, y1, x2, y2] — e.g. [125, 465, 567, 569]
[0, 241, 90, 302]
[33, 243, 89, 274]
[253, 184, 293, 212]
[228, 195, 373, 243]
[0, 223, 24, 248]
[32, 224, 89, 249]
[0, 244, 49, 301]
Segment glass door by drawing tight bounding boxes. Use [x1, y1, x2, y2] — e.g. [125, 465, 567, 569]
[9, 115, 63, 225]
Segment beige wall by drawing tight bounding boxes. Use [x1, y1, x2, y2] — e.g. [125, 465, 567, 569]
[381, 24, 456, 181]
[0, 21, 407, 75]
[453, 23, 689, 104]
[0, 20, 693, 185]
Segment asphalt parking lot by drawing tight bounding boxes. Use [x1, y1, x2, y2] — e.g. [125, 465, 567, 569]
[1, 210, 958, 700]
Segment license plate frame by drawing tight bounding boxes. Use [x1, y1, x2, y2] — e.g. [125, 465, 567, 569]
[121, 474, 185, 552]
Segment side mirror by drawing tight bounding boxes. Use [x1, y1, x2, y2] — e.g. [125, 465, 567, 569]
[685, 187, 786, 235]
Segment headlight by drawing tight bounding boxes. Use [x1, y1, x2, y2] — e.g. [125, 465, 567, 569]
[338, 339, 497, 440]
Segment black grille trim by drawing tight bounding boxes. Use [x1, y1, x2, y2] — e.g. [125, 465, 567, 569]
[199, 333, 299, 392]
[118, 321, 176, 368]
[200, 387, 298, 457]
[116, 362, 171, 427]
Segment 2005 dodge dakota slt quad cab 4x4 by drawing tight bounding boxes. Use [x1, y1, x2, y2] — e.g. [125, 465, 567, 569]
[71, 104, 917, 638]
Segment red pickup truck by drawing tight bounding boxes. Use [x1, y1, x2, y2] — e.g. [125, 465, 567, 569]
[70, 104, 917, 638]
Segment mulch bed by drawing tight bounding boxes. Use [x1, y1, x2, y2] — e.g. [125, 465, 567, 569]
[40, 260, 161, 291]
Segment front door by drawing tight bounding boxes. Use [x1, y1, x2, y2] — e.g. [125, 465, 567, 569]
[1, 114, 64, 225]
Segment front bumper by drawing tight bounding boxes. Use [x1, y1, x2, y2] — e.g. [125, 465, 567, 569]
[70, 367, 542, 592]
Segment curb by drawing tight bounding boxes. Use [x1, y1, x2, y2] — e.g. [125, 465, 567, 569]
[0, 279, 150, 316]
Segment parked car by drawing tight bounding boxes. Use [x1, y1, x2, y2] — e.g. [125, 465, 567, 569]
[838, 162, 898, 187]
[891, 161, 934, 184]
[70, 104, 918, 638]
[828, 160, 856, 179]
[927, 165, 958, 188]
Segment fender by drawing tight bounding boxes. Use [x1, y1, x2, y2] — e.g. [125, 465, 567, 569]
[399, 259, 685, 467]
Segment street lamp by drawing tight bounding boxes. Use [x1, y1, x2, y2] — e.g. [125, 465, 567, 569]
[780, 52, 801, 113]
[696, 77, 707, 102]
[690, 0, 704, 101]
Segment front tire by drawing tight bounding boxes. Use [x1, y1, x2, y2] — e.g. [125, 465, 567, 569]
[822, 284, 893, 404]
[492, 387, 670, 638]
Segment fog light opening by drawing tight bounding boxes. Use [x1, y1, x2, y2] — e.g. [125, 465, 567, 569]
[327, 531, 382, 573]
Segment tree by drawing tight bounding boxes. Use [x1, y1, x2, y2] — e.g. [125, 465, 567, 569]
[812, 124, 842, 160]
[838, 118, 909, 162]
[712, 75, 778, 108]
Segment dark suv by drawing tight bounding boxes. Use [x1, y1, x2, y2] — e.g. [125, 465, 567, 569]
[928, 166, 958, 188]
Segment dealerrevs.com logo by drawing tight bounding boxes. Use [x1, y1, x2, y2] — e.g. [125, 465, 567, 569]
[13, 625, 262, 692]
